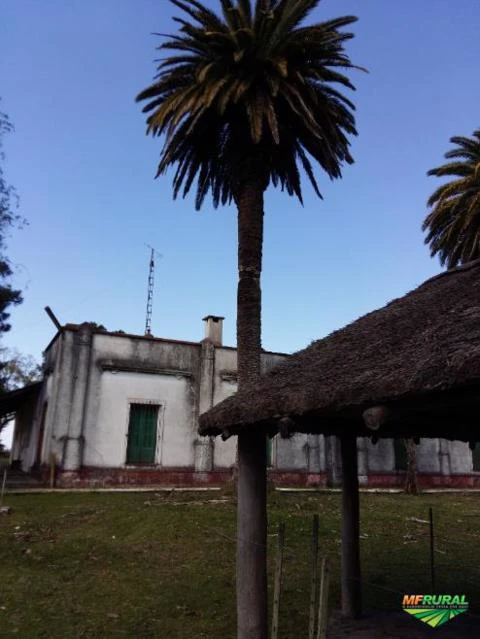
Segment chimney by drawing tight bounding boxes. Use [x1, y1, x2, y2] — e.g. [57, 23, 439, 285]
[202, 315, 224, 346]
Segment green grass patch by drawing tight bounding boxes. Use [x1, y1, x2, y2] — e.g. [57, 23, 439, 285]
[0, 490, 478, 637]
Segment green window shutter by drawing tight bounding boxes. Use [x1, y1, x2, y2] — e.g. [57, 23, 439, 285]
[267, 436, 273, 467]
[126, 404, 159, 464]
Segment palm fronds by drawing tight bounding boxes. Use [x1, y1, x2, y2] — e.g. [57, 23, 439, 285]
[136, 0, 361, 208]
[422, 129, 480, 268]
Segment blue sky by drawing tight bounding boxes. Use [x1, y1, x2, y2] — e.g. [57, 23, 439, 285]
[1, 0, 479, 364]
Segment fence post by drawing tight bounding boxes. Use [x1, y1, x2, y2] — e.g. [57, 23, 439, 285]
[429, 507, 435, 591]
[0, 468, 7, 505]
[309, 514, 319, 639]
[316, 557, 330, 639]
[271, 522, 285, 639]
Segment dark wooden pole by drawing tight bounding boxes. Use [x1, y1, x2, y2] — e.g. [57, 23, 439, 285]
[340, 435, 362, 618]
[309, 514, 320, 639]
[237, 431, 268, 639]
[271, 521, 285, 639]
[429, 507, 435, 591]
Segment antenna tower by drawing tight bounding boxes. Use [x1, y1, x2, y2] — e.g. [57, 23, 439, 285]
[144, 245, 162, 336]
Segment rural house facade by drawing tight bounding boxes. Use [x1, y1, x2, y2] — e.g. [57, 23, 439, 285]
[8, 315, 480, 488]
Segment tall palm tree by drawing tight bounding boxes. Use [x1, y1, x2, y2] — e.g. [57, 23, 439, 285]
[422, 129, 480, 269]
[136, 2, 360, 636]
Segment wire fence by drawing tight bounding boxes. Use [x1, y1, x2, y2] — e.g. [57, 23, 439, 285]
[180, 490, 480, 633]
[4, 485, 480, 634]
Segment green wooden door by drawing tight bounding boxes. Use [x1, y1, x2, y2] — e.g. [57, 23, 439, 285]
[267, 436, 273, 467]
[126, 404, 159, 464]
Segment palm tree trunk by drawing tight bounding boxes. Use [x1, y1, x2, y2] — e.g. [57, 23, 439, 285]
[235, 172, 268, 639]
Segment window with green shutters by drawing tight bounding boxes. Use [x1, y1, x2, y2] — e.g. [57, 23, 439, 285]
[126, 403, 159, 464]
[267, 436, 273, 467]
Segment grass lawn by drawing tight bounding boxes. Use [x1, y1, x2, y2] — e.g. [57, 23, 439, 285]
[0, 489, 479, 638]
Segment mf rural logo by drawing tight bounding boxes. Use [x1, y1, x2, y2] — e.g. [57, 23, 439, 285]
[402, 594, 469, 628]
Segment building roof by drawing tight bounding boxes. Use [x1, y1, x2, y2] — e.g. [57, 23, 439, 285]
[44, 322, 288, 358]
[0, 382, 43, 418]
[199, 260, 480, 443]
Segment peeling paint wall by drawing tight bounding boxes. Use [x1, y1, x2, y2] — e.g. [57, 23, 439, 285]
[367, 438, 395, 472]
[33, 326, 287, 473]
[86, 371, 193, 467]
[12, 321, 480, 484]
[276, 433, 308, 470]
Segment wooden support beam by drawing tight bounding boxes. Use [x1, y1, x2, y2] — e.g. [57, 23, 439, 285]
[278, 416, 295, 439]
[44, 305, 62, 331]
[340, 435, 362, 619]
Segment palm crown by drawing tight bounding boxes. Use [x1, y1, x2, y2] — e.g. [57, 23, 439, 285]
[422, 129, 480, 269]
[136, 0, 360, 209]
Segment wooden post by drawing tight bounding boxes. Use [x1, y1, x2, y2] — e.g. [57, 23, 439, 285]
[309, 514, 320, 639]
[340, 435, 362, 618]
[0, 468, 10, 514]
[429, 507, 435, 591]
[317, 557, 330, 639]
[271, 522, 285, 639]
[237, 431, 267, 639]
[49, 452, 56, 489]
[0, 468, 7, 506]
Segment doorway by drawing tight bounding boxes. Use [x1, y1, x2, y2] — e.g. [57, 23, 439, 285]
[126, 403, 159, 464]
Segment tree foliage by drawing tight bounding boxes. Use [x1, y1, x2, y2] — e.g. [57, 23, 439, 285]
[0, 348, 42, 394]
[422, 129, 480, 269]
[0, 348, 42, 438]
[136, 0, 362, 209]
[0, 105, 22, 332]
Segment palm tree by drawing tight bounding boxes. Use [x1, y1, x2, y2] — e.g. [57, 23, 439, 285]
[136, 2, 360, 636]
[422, 129, 480, 268]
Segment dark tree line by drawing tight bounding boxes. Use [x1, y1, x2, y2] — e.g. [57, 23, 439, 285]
[0, 106, 22, 336]
[0, 105, 41, 415]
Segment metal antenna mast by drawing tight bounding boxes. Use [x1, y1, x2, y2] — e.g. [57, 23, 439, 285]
[144, 245, 162, 336]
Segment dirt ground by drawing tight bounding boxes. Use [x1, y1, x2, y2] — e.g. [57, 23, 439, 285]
[327, 610, 480, 638]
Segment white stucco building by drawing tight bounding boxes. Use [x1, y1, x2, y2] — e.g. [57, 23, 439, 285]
[7, 316, 480, 488]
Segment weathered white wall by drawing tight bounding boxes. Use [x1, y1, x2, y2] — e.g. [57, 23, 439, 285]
[213, 379, 238, 467]
[41, 329, 200, 470]
[276, 433, 308, 470]
[211, 347, 289, 468]
[367, 439, 395, 472]
[94, 333, 200, 371]
[19, 323, 479, 479]
[449, 441, 472, 473]
[86, 370, 194, 467]
[416, 439, 440, 473]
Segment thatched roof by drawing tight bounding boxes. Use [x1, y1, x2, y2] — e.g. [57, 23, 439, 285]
[199, 260, 480, 442]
